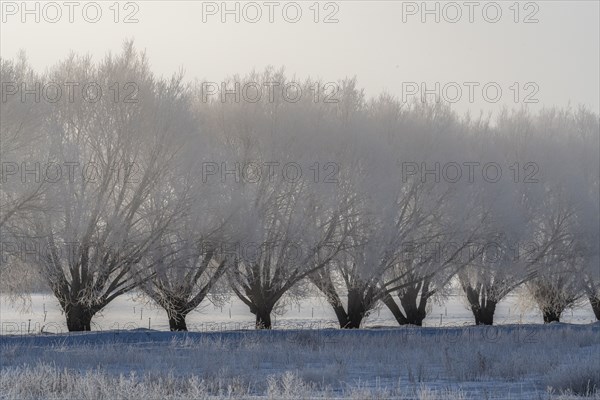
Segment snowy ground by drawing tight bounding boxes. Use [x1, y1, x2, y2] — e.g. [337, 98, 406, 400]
[1, 293, 598, 399]
[0, 292, 596, 335]
[1, 323, 599, 399]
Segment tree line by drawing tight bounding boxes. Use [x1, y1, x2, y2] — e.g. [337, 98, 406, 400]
[1, 43, 598, 331]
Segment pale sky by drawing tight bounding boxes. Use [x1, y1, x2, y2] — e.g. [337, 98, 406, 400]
[1, 0, 599, 117]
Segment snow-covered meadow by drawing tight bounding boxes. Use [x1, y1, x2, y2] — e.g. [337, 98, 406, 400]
[1, 292, 599, 399]
[1, 323, 599, 399]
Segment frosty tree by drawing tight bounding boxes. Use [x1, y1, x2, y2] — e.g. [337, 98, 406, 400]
[16, 43, 197, 331]
[1, 47, 598, 331]
[140, 128, 234, 331]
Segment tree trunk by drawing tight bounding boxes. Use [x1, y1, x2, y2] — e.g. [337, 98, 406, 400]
[168, 311, 189, 331]
[542, 309, 561, 323]
[398, 283, 429, 326]
[382, 294, 409, 325]
[344, 309, 363, 329]
[344, 289, 366, 329]
[589, 295, 600, 320]
[309, 272, 351, 328]
[401, 300, 427, 326]
[331, 302, 351, 328]
[255, 308, 272, 329]
[464, 286, 497, 325]
[472, 300, 497, 325]
[65, 304, 95, 332]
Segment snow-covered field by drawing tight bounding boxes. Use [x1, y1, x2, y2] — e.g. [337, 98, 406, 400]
[1, 324, 599, 399]
[2, 294, 598, 399]
[0, 292, 596, 335]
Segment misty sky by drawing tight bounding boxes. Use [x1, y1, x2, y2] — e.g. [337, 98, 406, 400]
[1, 1, 598, 117]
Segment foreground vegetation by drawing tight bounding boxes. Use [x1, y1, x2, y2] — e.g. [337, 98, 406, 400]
[1, 324, 599, 399]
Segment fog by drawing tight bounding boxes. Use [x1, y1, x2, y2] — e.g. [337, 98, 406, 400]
[1, 2, 599, 398]
[2, 1, 599, 117]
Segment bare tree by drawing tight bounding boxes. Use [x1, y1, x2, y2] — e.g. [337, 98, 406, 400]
[226, 176, 352, 329]
[142, 236, 229, 331]
[456, 184, 545, 326]
[311, 100, 479, 328]
[524, 188, 583, 323]
[199, 70, 357, 329]
[19, 43, 194, 331]
[140, 170, 233, 331]
[569, 108, 600, 319]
